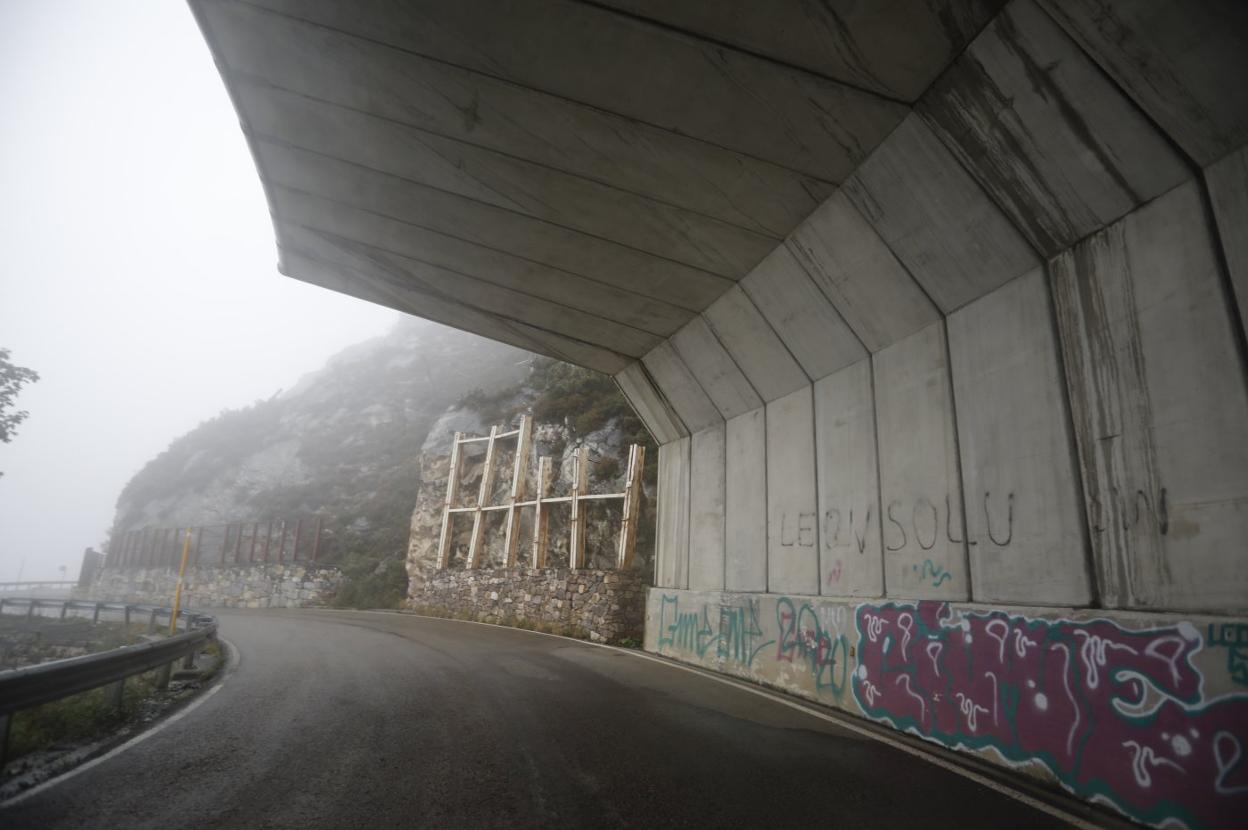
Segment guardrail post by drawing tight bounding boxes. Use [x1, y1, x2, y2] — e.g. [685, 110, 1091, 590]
[60, 601, 69, 620]
[110, 677, 126, 713]
[93, 602, 102, 623]
[26, 600, 36, 621]
[157, 661, 172, 690]
[124, 605, 132, 629]
[0, 713, 11, 771]
[147, 608, 158, 634]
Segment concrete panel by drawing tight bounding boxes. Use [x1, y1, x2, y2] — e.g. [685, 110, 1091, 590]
[274, 186, 692, 337]
[844, 115, 1039, 313]
[688, 426, 726, 592]
[1039, 0, 1248, 166]
[278, 223, 658, 358]
[599, 0, 1004, 101]
[725, 409, 767, 593]
[787, 191, 939, 352]
[641, 343, 722, 434]
[919, 0, 1189, 256]
[740, 246, 866, 381]
[1051, 181, 1248, 612]
[947, 269, 1091, 606]
[614, 362, 688, 445]
[1206, 146, 1248, 332]
[873, 322, 968, 601]
[280, 251, 630, 373]
[703, 287, 808, 403]
[655, 438, 691, 590]
[766, 387, 819, 596]
[197, 0, 835, 237]
[238, 0, 908, 181]
[255, 141, 734, 312]
[670, 318, 761, 420]
[234, 82, 774, 278]
[813, 359, 882, 598]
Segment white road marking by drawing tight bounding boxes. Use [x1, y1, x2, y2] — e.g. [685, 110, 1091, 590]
[1, 637, 238, 808]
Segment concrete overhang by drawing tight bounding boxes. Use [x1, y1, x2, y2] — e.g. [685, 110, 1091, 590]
[187, 0, 1017, 373]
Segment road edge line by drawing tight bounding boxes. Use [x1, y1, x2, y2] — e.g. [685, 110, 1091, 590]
[0, 637, 239, 809]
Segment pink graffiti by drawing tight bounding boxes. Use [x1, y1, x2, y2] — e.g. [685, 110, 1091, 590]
[854, 602, 1248, 830]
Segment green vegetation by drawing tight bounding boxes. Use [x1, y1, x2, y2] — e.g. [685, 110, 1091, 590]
[4, 640, 223, 765]
[0, 347, 40, 477]
[329, 555, 408, 610]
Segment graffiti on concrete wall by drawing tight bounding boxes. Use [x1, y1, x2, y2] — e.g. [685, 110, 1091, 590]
[653, 592, 1248, 830]
[853, 602, 1248, 830]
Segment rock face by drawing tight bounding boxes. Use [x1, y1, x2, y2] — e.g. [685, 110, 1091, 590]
[405, 383, 657, 641]
[107, 318, 533, 583]
[91, 564, 343, 609]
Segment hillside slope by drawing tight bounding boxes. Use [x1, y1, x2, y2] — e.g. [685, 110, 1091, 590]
[109, 318, 656, 607]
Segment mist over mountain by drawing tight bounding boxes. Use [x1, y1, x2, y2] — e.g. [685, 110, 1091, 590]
[108, 318, 655, 606]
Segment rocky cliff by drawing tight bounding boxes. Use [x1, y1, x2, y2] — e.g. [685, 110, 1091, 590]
[109, 319, 656, 607]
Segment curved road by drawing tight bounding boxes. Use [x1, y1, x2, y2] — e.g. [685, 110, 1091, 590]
[3, 610, 1088, 828]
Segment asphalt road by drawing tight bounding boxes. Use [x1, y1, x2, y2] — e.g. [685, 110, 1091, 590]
[2, 610, 1080, 829]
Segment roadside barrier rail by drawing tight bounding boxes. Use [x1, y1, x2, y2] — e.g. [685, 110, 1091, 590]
[0, 598, 218, 763]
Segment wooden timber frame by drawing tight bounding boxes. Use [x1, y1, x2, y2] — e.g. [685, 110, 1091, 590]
[436, 416, 645, 570]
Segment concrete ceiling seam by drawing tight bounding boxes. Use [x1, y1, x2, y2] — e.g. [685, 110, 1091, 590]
[641, 342, 724, 434]
[703, 286, 810, 403]
[587, 0, 1011, 102]
[1035, 0, 1248, 168]
[669, 316, 762, 420]
[251, 139, 736, 309]
[915, 0, 1191, 257]
[228, 73, 803, 240]
[280, 235, 640, 370]
[613, 362, 689, 444]
[270, 186, 694, 337]
[230, 0, 911, 181]
[280, 223, 662, 357]
[739, 244, 868, 382]
[281, 249, 631, 374]
[787, 190, 941, 353]
[843, 113, 1042, 313]
[237, 115, 773, 280]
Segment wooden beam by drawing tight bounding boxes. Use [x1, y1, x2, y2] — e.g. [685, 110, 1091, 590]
[569, 447, 589, 569]
[503, 416, 532, 567]
[467, 426, 500, 568]
[617, 445, 645, 569]
[531, 456, 552, 568]
[436, 432, 465, 569]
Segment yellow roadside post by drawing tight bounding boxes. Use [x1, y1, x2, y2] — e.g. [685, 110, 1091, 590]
[170, 528, 192, 635]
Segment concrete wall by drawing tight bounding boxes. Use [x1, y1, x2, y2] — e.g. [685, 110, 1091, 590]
[612, 4, 1248, 828]
[91, 564, 343, 609]
[647, 588, 1248, 830]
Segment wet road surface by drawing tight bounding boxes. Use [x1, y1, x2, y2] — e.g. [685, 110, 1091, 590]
[2, 609, 1081, 828]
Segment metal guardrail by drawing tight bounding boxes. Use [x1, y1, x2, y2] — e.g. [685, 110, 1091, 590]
[0, 598, 218, 764]
[0, 581, 78, 593]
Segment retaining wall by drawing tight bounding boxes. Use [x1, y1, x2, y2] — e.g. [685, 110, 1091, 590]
[408, 567, 645, 644]
[89, 564, 343, 608]
[648, 587, 1248, 830]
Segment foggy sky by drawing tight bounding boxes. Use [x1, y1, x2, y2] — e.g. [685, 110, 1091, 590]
[0, 1, 399, 580]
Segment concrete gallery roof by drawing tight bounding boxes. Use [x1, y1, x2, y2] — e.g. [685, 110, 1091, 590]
[187, 0, 999, 372]
[190, 0, 1248, 383]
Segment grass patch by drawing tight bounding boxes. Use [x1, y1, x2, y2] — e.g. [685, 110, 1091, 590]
[4, 639, 224, 766]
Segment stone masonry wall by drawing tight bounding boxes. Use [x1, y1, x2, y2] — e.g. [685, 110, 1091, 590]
[89, 564, 343, 609]
[408, 567, 645, 644]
